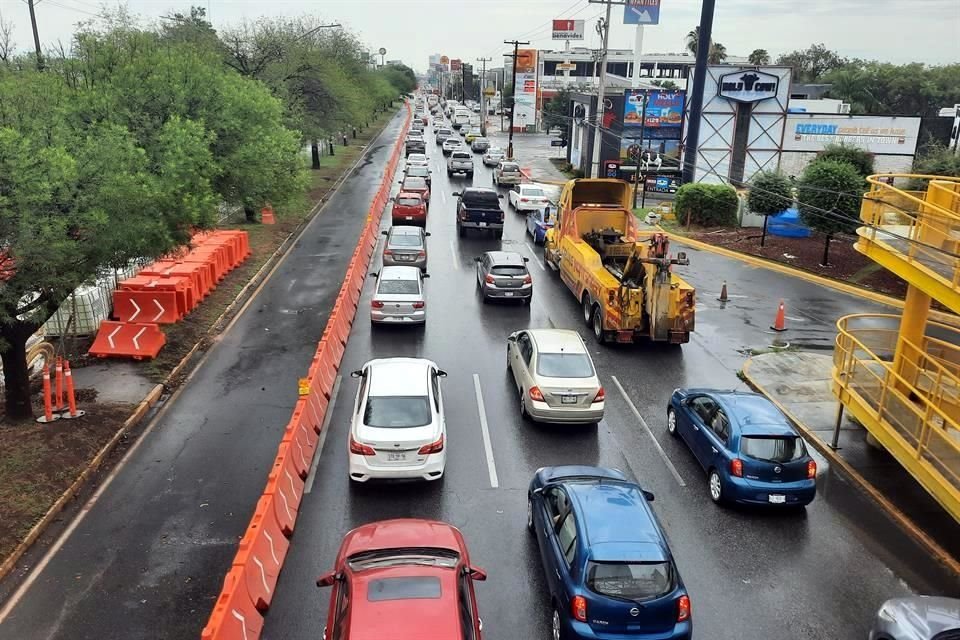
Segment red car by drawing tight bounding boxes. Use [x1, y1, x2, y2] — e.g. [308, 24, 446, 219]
[399, 176, 430, 207]
[317, 519, 487, 640]
[420, 115, 429, 125]
[391, 192, 427, 226]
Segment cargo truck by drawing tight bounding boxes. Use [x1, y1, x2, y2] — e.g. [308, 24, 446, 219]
[543, 179, 695, 344]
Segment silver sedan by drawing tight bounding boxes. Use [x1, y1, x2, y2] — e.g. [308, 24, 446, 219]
[382, 226, 429, 271]
[370, 266, 428, 326]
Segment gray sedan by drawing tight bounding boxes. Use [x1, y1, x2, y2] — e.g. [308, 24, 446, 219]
[870, 596, 960, 640]
[381, 226, 429, 271]
[475, 251, 532, 304]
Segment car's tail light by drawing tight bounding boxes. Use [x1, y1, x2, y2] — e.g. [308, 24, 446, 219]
[499, 213, 505, 222]
[349, 436, 375, 456]
[383, 249, 393, 256]
[412, 301, 425, 309]
[418, 435, 444, 454]
[529, 386, 544, 402]
[521, 198, 529, 203]
[417, 250, 426, 258]
[677, 595, 691, 622]
[730, 458, 743, 477]
[593, 387, 605, 403]
[523, 274, 532, 284]
[371, 300, 384, 309]
[807, 459, 817, 479]
[571, 595, 587, 622]
[485, 275, 495, 284]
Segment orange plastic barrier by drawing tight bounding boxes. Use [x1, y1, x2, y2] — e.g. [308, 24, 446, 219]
[121, 275, 195, 316]
[200, 567, 265, 640]
[263, 442, 304, 537]
[113, 289, 181, 324]
[233, 494, 290, 611]
[89, 321, 166, 359]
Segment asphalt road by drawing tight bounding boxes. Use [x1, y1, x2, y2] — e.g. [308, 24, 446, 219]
[0, 111, 408, 640]
[262, 117, 957, 640]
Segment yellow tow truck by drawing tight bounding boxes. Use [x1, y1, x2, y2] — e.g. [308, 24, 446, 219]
[543, 179, 695, 344]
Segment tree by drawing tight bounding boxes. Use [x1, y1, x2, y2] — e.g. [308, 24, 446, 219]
[542, 88, 572, 133]
[674, 183, 739, 228]
[908, 142, 960, 189]
[824, 62, 960, 116]
[708, 43, 727, 64]
[776, 43, 848, 82]
[796, 159, 864, 266]
[747, 171, 793, 247]
[748, 49, 770, 66]
[650, 79, 679, 90]
[0, 11, 14, 64]
[817, 143, 874, 177]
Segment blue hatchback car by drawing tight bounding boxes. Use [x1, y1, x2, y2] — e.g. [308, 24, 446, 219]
[667, 389, 817, 507]
[527, 465, 692, 640]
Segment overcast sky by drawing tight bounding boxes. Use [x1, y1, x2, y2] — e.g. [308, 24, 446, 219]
[3, 0, 959, 69]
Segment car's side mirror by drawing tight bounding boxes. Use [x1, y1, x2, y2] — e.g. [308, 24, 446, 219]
[422, 273, 430, 278]
[381, 230, 389, 236]
[468, 566, 487, 582]
[350, 370, 363, 378]
[425, 231, 432, 237]
[507, 334, 517, 342]
[437, 369, 448, 378]
[523, 257, 530, 263]
[369, 271, 379, 277]
[452, 191, 461, 197]
[532, 486, 543, 495]
[316, 571, 337, 587]
[474, 256, 481, 262]
[642, 490, 655, 503]
[497, 194, 504, 199]
[677, 251, 688, 261]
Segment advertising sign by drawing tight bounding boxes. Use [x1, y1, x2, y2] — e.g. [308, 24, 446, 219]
[552, 19, 585, 40]
[450, 58, 462, 71]
[620, 137, 681, 168]
[624, 90, 685, 128]
[783, 115, 921, 152]
[555, 62, 577, 72]
[717, 70, 780, 103]
[515, 49, 537, 73]
[440, 55, 450, 65]
[623, 0, 661, 25]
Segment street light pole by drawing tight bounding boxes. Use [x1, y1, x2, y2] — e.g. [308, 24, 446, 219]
[681, 0, 717, 183]
[504, 39, 529, 161]
[477, 57, 491, 136]
[632, 90, 648, 210]
[587, 0, 613, 178]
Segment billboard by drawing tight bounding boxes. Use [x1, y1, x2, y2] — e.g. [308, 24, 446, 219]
[552, 19, 585, 40]
[450, 58, 462, 71]
[623, 0, 661, 25]
[624, 90, 685, 128]
[717, 70, 780, 104]
[620, 137, 682, 168]
[783, 115, 920, 152]
[515, 48, 537, 73]
[513, 49, 539, 131]
[440, 55, 450, 65]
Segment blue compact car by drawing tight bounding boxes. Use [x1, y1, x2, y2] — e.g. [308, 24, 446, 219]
[667, 389, 817, 507]
[526, 207, 554, 245]
[527, 465, 692, 640]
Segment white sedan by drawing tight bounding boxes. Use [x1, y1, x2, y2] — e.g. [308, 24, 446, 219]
[348, 358, 447, 483]
[508, 184, 549, 213]
[405, 153, 429, 168]
[507, 329, 604, 424]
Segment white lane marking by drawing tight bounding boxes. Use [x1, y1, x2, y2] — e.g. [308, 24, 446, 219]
[305, 375, 341, 494]
[525, 241, 545, 271]
[610, 375, 686, 487]
[441, 190, 447, 204]
[472, 374, 500, 489]
[449, 241, 460, 270]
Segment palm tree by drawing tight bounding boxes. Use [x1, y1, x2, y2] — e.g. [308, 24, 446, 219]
[748, 48, 770, 65]
[685, 27, 701, 56]
[708, 42, 727, 64]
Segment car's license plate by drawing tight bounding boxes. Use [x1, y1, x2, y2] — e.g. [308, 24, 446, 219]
[479, 222, 487, 227]
[387, 452, 408, 462]
[504, 291, 514, 297]
[561, 395, 577, 404]
[405, 216, 413, 220]
[768, 494, 786, 504]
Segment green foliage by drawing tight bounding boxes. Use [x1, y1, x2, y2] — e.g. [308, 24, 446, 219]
[796, 159, 864, 235]
[542, 88, 572, 132]
[824, 63, 960, 116]
[674, 183, 739, 226]
[817, 143, 874, 177]
[747, 171, 793, 217]
[908, 143, 960, 189]
[776, 43, 848, 83]
[748, 49, 770, 65]
[685, 26, 726, 63]
[650, 80, 679, 91]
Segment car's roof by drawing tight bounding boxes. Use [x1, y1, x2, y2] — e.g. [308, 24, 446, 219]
[485, 250, 526, 266]
[348, 566, 462, 640]
[528, 329, 587, 354]
[565, 482, 668, 561]
[701, 390, 795, 435]
[474, 137, 489, 142]
[403, 177, 427, 186]
[365, 357, 433, 396]
[342, 518, 463, 556]
[379, 265, 421, 280]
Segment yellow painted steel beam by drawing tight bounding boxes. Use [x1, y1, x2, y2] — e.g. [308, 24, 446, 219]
[856, 237, 960, 315]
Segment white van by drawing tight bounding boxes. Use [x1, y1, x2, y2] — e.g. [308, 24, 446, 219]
[453, 108, 471, 130]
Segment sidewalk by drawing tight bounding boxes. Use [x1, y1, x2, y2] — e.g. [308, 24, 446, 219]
[484, 118, 569, 183]
[744, 350, 960, 570]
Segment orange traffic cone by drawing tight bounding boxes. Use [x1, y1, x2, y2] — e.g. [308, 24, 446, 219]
[261, 205, 276, 225]
[771, 300, 787, 332]
[717, 281, 728, 303]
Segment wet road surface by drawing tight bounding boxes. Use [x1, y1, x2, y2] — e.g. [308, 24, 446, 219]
[262, 119, 958, 639]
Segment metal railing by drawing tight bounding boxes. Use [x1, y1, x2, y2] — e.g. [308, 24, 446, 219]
[859, 175, 960, 293]
[834, 314, 960, 505]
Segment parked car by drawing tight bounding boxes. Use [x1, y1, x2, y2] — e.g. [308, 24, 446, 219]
[390, 193, 427, 227]
[471, 137, 490, 152]
[667, 389, 818, 506]
[508, 184, 549, 213]
[482, 147, 505, 166]
[442, 138, 463, 156]
[454, 188, 504, 239]
[316, 519, 486, 638]
[404, 164, 431, 186]
[527, 466, 692, 640]
[382, 226, 429, 271]
[369, 267, 428, 327]
[507, 329, 604, 424]
[347, 359, 444, 480]
[869, 596, 960, 640]
[493, 160, 522, 187]
[399, 176, 430, 205]
[435, 127, 453, 144]
[476, 251, 532, 305]
[447, 150, 474, 178]
[526, 207, 554, 245]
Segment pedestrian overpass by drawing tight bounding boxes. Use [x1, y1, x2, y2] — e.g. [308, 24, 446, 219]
[832, 175, 960, 524]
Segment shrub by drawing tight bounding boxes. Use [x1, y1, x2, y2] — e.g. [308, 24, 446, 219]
[797, 159, 865, 264]
[674, 183, 739, 227]
[909, 142, 960, 188]
[817, 143, 875, 177]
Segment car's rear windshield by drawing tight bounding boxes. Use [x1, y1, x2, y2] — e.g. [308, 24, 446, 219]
[452, 153, 471, 159]
[463, 191, 500, 206]
[367, 576, 441, 602]
[522, 187, 546, 197]
[438, 129, 451, 134]
[536, 353, 594, 378]
[378, 279, 419, 295]
[491, 265, 527, 276]
[403, 178, 427, 189]
[741, 436, 807, 463]
[396, 197, 422, 207]
[586, 561, 673, 601]
[407, 167, 428, 175]
[501, 163, 520, 172]
[364, 396, 431, 428]
[390, 233, 422, 247]
[474, 138, 488, 143]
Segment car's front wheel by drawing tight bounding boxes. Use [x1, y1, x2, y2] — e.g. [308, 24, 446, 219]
[709, 469, 724, 504]
[667, 407, 678, 437]
[526, 495, 535, 532]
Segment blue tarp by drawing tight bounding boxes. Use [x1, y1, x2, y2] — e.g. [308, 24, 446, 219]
[768, 207, 811, 238]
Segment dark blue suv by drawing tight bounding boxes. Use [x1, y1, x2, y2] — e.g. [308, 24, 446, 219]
[527, 465, 692, 640]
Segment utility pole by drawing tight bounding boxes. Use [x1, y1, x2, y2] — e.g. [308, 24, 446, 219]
[681, 0, 717, 183]
[587, 1, 613, 178]
[503, 39, 529, 160]
[27, 0, 43, 71]
[477, 57, 491, 136]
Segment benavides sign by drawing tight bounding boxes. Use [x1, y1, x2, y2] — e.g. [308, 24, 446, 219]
[717, 70, 779, 103]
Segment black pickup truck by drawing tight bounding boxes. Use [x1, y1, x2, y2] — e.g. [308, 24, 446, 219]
[453, 188, 504, 239]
